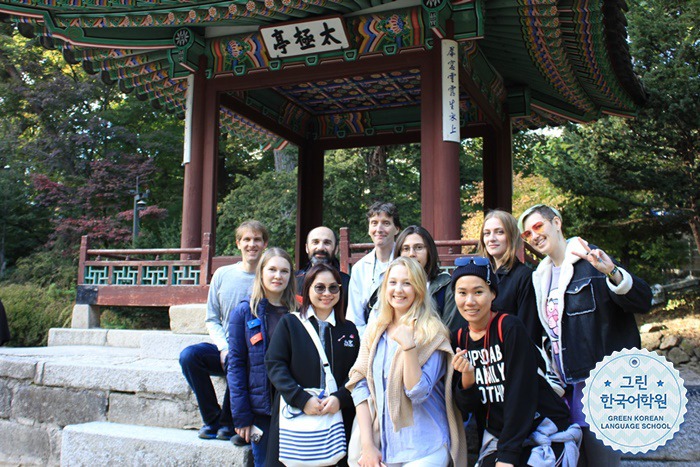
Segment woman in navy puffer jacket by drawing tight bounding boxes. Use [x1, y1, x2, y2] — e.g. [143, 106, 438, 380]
[227, 248, 298, 467]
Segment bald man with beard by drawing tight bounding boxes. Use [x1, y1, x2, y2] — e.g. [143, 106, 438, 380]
[295, 226, 351, 312]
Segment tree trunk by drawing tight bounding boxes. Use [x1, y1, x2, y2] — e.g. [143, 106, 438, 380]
[364, 146, 388, 200]
[274, 149, 296, 173]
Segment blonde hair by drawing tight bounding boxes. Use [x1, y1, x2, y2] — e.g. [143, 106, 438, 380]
[365, 257, 449, 346]
[250, 247, 298, 316]
[477, 210, 522, 272]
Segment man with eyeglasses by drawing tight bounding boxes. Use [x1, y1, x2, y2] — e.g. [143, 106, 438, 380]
[295, 226, 351, 312]
[347, 201, 401, 336]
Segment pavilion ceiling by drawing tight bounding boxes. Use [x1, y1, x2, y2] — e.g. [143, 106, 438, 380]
[0, 0, 645, 148]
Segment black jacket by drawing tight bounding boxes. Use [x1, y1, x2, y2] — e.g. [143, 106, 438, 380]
[492, 260, 543, 345]
[532, 238, 652, 383]
[265, 312, 360, 466]
[453, 313, 570, 465]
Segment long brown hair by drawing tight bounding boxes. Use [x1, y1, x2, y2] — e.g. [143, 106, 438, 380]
[393, 225, 440, 281]
[250, 247, 297, 316]
[477, 210, 522, 272]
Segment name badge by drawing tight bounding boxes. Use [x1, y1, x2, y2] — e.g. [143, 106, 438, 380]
[247, 318, 261, 329]
[250, 332, 263, 345]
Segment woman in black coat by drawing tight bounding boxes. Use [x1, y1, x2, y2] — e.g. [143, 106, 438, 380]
[265, 263, 360, 466]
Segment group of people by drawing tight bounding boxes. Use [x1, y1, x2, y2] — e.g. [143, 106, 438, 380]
[179, 201, 652, 467]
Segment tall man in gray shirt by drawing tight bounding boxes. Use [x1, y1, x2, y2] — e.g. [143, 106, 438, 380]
[179, 220, 268, 441]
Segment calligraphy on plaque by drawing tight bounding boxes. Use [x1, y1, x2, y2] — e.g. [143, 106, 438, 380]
[260, 17, 349, 60]
[441, 40, 460, 142]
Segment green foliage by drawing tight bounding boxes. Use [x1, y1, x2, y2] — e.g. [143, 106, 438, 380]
[323, 146, 422, 244]
[9, 249, 78, 289]
[217, 170, 298, 254]
[0, 283, 73, 346]
[100, 306, 170, 330]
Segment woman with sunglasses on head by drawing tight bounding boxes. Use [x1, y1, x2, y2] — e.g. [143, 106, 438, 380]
[227, 247, 298, 467]
[477, 210, 543, 345]
[518, 204, 652, 467]
[266, 263, 360, 466]
[393, 225, 460, 332]
[346, 256, 467, 467]
[451, 257, 580, 467]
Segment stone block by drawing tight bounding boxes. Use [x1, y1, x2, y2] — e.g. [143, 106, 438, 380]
[642, 331, 663, 350]
[39, 359, 191, 397]
[0, 379, 11, 418]
[679, 339, 695, 356]
[639, 323, 667, 334]
[0, 419, 50, 466]
[48, 329, 107, 347]
[70, 304, 100, 329]
[660, 334, 682, 350]
[0, 355, 37, 380]
[667, 347, 691, 366]
[106, 329, 160, 348]
[60, 422, 252, 466]
[108, 393, 200, 429]
[169, 304, 207, 335]
[140, 332, 211, 360]
[12, 385, 107, 427]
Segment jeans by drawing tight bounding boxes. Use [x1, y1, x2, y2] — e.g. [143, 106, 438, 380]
[179, 342, 232, 426]
[251, 415, 271, 467]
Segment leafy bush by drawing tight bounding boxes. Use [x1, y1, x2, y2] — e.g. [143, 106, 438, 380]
[0, 283, 73, 347]
[100, 306, 170, 330]
[10, 249, 78, 289]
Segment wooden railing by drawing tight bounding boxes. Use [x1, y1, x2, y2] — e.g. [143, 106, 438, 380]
[76, 233, 239, 307]
[339, 227, 542, 274]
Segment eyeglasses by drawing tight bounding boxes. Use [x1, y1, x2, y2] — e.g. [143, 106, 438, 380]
[520, 221, 546, 242]
[313, 284, 341, 294]
[400, 244, 426, 254]
[454, 256, 492, 284]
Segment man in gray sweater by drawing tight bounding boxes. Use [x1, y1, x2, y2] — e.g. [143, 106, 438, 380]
[179, 220, 268, 442]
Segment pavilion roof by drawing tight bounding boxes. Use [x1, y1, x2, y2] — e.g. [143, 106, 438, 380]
[0, 0, 646, 147]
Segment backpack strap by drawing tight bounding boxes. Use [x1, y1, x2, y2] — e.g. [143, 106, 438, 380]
[497, 312, 506, 343]
[457, 327, 464, 350]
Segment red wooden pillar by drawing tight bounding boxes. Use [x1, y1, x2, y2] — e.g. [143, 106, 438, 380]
[296, 141, 324, 268]
[201, 76, 220, 252]
[420, 43, 461, 242]
[483, 119, 513, 213]
[180, 60, 207, 253]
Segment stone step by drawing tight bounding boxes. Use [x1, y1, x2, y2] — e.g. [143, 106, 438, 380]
[47, 328, 212, 360]
[60, 422, 251, 467]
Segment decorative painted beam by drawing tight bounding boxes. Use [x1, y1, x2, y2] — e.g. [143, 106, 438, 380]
[219, 92, 306, 147]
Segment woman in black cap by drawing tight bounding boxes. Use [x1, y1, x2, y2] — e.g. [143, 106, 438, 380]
[450, 257, 580, 467]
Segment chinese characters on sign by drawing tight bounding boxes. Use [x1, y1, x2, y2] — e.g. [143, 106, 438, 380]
[260, 17, 349, 59]
[441, 40, 460, 142]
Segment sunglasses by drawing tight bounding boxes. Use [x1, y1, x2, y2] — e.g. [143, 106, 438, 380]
[454, 256, 492, 283]
[520, 221, 546, 242]
[313, 284, 341, 294]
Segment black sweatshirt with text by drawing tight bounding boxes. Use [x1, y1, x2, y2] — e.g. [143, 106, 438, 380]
[453, 312, 570, 464]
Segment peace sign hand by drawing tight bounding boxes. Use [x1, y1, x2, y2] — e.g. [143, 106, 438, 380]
[572, 238, 619, 282]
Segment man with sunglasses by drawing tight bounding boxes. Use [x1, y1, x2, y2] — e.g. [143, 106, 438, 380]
[295, 226, 350, 312]
[518, 204, 652, 467]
